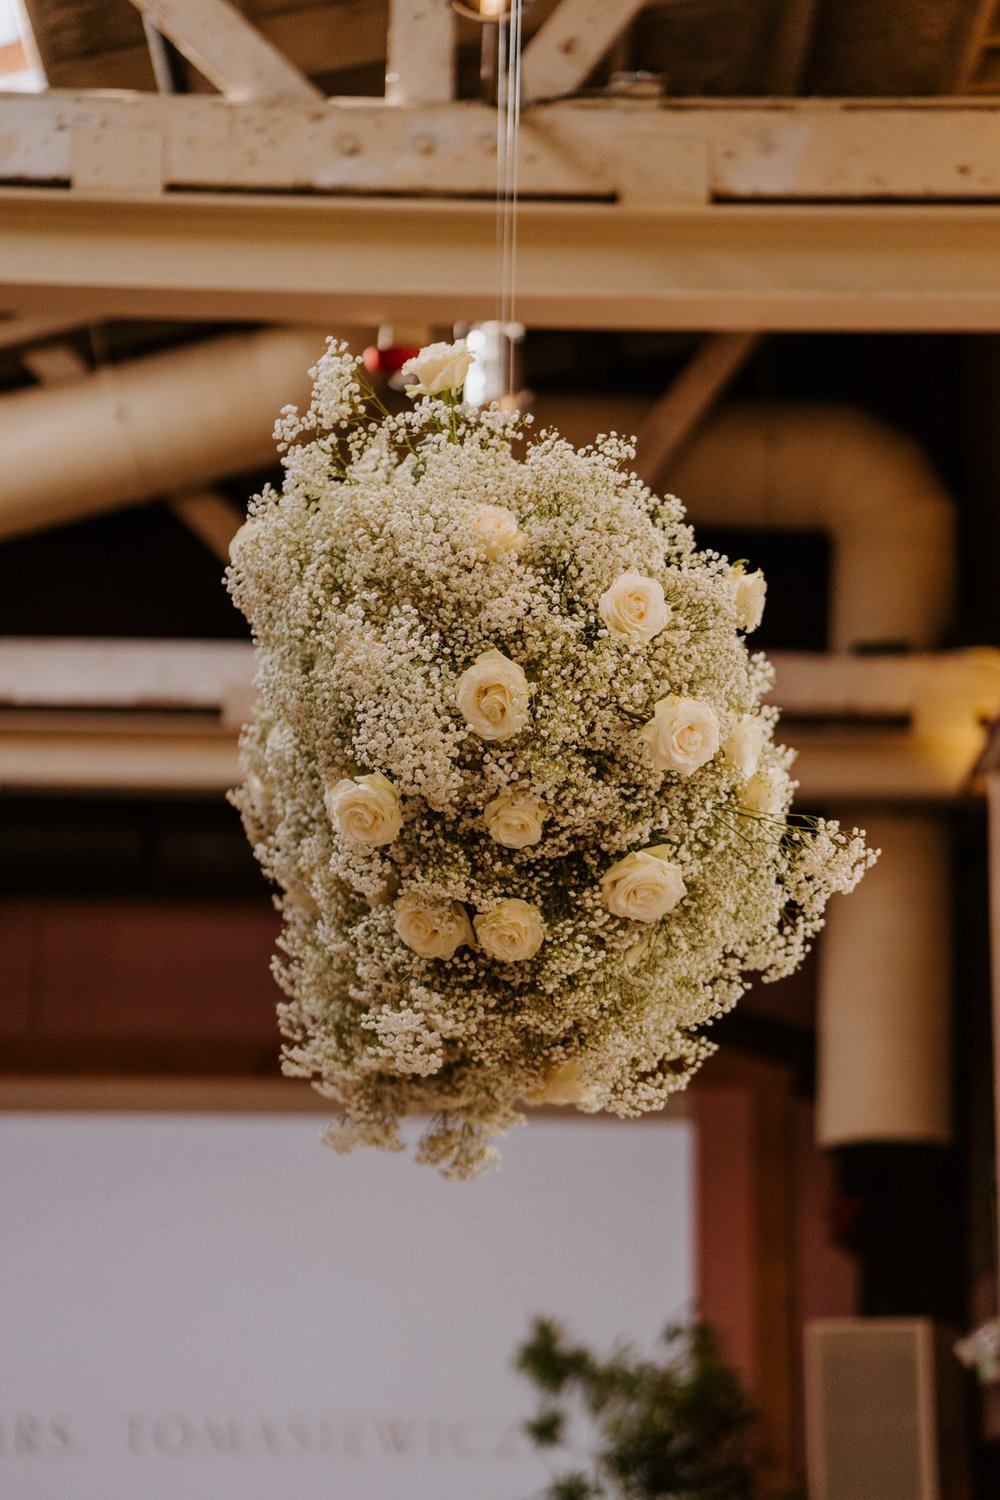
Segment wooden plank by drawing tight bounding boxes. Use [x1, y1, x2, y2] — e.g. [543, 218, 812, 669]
[125, 0, 322, 100]
[261, 0, 388, 79]
[695, 1070, 797, 1487]
[635, 332, 759, 481]
[521, 0, 649, 102]
[385, 0, 454, 104]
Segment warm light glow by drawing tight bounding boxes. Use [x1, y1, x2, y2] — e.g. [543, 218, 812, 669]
[451, 0, 510, 21]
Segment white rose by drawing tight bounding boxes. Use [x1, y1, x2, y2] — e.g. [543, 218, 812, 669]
[600, 847, 687, 923]
[228, 515, 260, 563]
[400, 339, 474, 396]
[394, 896, 474, 960]
[599, 572, 670, 642]
[639, 694, 719, 775]
[526, 1059, 594, 1106]
[469, 504, 525, 559]
[722, 715, 766, 780]
[474, 899, 545, 962]
[456, 650, 530, 741]
[733, 568, 767, 632]
[325, 772, 402, 846]
[741, 770, 785, 817]
[483, 791, 547, 849]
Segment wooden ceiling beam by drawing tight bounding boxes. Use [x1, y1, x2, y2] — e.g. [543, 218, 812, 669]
[0, 316, 87, 350]
[635, 333, 760, 483]
[167, 489, 245, 564]
[8, 95, 1000, 203]
[124, 0, 323, 100]
[385, 0, 455, 104]
[762, 0, 819, 95]
[6, 187, 1000, 333]
[521, 0, 648, 102]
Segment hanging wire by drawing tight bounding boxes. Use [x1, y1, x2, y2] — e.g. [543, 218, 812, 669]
[494, 0, 523, 404]
[495, 6, 508, 351]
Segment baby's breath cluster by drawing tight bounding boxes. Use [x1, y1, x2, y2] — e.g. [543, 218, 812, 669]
[227, 338, 876, 1179]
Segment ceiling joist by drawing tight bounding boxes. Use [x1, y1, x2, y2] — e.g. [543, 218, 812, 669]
[521, 0, 649, 102]
[124, 0, 323, 101]
[636, 333, 761, 482]
[385, 0, 455, 105]
[167, 490, 245, 564]
[0, 316, 87, 350]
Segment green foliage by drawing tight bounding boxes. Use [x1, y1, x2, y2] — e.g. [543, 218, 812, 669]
[515, 1316, 782, 1500]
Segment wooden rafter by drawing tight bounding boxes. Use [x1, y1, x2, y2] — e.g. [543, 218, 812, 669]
[20, 342, 88, 384]
[168, 490, 245, 564]
[635, 333, 760, 482]
[521, 0, 648, 103]
[125, 0, 322, 101]
[385, 0, 455, 104]
[0, 316, 86, 351]
[762, 0, 818, 95]
[947, 0, 1000, 93]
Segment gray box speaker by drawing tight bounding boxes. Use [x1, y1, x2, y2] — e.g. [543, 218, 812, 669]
[804, 1318, 973, 1500]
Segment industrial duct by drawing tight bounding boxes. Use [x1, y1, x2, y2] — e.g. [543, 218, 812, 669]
[668, 408, 956, 1143]
[0, 327, 332, 540]
[535, 390, 958, 1143]
[663, 403, 954, 653]
[533, 395, 955, 652]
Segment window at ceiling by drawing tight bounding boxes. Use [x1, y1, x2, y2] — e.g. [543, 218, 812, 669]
[0, 0, 44, 91]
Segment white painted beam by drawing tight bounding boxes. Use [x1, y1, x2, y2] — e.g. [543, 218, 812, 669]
[6, 188, 1000, 332]
[769, 649, 1000, 725]
[0, 709, 982, 800]
[385, 0, 454, 104]
[8, 95, 1000, 203]
[125, 0, 322, 101]
[521, 0, 649, 102]
[0, 712, 242, 793]
[0, 639, 253, 711]
[7, 641, 998, 722]
[2, 643, 997, 798]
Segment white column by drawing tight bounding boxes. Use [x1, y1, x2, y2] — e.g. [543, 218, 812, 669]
[817, 810, 952, 1145]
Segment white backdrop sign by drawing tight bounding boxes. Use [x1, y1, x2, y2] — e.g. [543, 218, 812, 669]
[1, 1113, 693, 1500]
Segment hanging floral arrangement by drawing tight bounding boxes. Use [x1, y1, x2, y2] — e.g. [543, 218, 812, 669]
[227, 338, 875, 1178]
